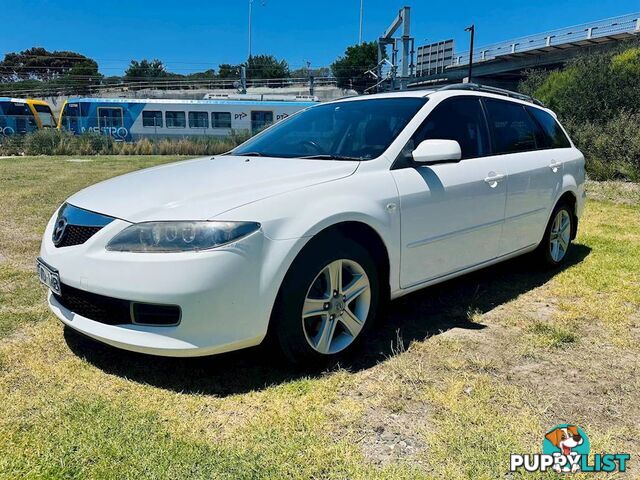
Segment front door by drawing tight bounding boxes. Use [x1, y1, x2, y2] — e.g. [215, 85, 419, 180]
[392, 96, 508, 288]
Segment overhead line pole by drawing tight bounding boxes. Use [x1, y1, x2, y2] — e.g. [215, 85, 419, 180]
[465, 24, 475, 83]
[248, 0, 253, 60]
[359, 0, 364, 44]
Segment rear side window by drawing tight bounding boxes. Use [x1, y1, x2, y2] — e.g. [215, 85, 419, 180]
[408, 96, 490, 159]
[484, 99, 537, 154]
[142, 111, 163, 128]
[166, 111, 185, 128]
[527, 107, 571, 148]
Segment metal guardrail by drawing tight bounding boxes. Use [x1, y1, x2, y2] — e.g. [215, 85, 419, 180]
[451, 12, 640, 67]
[0, 77, 338, 98]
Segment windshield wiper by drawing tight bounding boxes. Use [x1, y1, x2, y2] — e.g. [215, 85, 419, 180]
[299, 154, 362, 161]
[233, 151, 264, 157]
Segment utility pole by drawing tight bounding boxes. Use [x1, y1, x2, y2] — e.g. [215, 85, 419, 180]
[359, 0, 364, 44]
[465, 24, 475, 83]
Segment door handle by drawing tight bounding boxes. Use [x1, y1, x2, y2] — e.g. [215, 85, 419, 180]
[484, 173, 505, 187]
[549, 161, 563, 172]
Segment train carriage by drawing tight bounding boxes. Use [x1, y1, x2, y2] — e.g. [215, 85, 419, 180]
[0, 98, 57, 136]
[58, 97, 318, 141]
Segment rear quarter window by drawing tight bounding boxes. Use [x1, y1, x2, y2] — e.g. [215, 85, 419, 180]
[526, 107, 571, 149]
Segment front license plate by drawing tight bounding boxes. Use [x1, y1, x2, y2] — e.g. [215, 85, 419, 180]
[36, 257, 61, 295]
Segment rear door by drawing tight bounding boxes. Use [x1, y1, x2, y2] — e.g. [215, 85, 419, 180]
[393, 96, 508, 288]
[483, 99, 562, 254]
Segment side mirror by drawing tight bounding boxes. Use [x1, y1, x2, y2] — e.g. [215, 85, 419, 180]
[412, 139, 462, 165]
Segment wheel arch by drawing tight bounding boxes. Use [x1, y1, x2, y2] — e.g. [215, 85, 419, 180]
[287, 220, 391, 299]
[264, 220, 392, 340]
[555, 190, 578, 239]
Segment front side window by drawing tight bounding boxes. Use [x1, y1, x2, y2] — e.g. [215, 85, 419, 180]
[189, 111, 209, 128]
[484, 99, 538, 154]
[98, 107, 123, 128]
[233, 98, 427, 160]
[142, 110, 163, 128]
[211, 112, 231, 128]
[166, 111, 186, 128]
[406, 96, 490, 160]
[526, 107, 571, 149]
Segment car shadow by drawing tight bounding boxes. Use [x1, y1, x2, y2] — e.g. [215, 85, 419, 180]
[64, 244, 591, 397]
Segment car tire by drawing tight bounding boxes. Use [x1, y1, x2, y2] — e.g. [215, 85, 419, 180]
[536, 202, 574, 267]
[272, 233, 380, 364]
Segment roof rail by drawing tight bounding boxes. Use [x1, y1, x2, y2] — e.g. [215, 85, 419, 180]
[437, 83, 546, 107]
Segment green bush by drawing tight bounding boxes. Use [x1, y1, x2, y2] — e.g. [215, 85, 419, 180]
[0, 133, 25, 156]
[566, 112, 640, 182]
[520, 39, 640, 180]
[0, 128, 251, 157]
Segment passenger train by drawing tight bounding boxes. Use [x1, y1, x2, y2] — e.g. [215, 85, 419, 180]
[0, 98, 57, 136]
[58, 96, 319, 141]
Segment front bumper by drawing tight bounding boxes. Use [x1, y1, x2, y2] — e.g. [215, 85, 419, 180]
[39, 214, 290, 357]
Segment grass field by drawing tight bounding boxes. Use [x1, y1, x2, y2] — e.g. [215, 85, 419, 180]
[1, 156, 639, 479]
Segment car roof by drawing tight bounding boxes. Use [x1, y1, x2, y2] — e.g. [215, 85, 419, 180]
[329, 86, 554, 115]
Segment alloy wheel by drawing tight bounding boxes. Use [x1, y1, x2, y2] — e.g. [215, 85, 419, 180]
[301, 259, 371, 355]
[549, 209, 571, 262]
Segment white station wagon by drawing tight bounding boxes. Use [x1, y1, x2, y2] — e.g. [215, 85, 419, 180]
[38, 84, 585, 363]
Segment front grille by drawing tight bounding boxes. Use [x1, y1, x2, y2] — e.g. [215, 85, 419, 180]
[53, 203, 114, 248]
[57, 225, 103, 248]
[53, 283, 181, 326]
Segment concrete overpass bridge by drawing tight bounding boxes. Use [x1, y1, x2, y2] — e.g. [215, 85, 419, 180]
[408, 12, 640, 90]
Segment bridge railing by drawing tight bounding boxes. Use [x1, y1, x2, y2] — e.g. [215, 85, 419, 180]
[451, 12, 640, 67]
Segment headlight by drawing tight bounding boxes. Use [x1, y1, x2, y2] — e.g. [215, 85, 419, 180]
[106, 221, 260, 253]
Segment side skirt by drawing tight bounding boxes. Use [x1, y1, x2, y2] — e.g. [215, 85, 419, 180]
[390, 243, 538, 300]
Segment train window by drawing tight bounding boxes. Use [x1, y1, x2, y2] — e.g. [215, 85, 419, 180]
[61, 103, 80, 131]
[166, 111, 186, 128]
[211, 112, 231, 128]
[142, 111, 163, 128]
[188, 111, 209, 128]
[1, 102, 37, 133]
[97, 107, 124, 129]
[34, 104, 56, 127]
[251, 111, 274, 133]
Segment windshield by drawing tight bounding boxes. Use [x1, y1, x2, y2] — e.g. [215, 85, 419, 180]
[34, 104, 56, 127]
[232, 97, 427, 160]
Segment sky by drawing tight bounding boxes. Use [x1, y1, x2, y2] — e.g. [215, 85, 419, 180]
[2, 0, 639, 75]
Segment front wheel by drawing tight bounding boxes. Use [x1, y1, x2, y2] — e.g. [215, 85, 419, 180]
[536, 203, 574, 267]
[272, 235, 380, 364]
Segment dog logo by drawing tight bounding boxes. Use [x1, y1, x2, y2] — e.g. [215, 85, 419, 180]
[52, 217, 68, 246]
[543, 425, 589, 473]
[511, 424, 629, 474]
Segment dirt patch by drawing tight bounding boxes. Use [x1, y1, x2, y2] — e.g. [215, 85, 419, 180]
[586, 180, 640, 205]
[357, 401, 430, 466]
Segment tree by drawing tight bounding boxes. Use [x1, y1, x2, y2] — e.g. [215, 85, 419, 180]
[217, 64, 241, 79]
[331, 42, 379, 93]
[519, 38, 640, 124]
[0, 47, 99, 82]
[247, 55, 289, 79]
[124, 59, 168, 82]
[290, 66, 331, 78]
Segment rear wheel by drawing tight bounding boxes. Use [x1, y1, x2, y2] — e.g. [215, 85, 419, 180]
[536, 202, 574, 267]
[272, 234, 380, 364]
